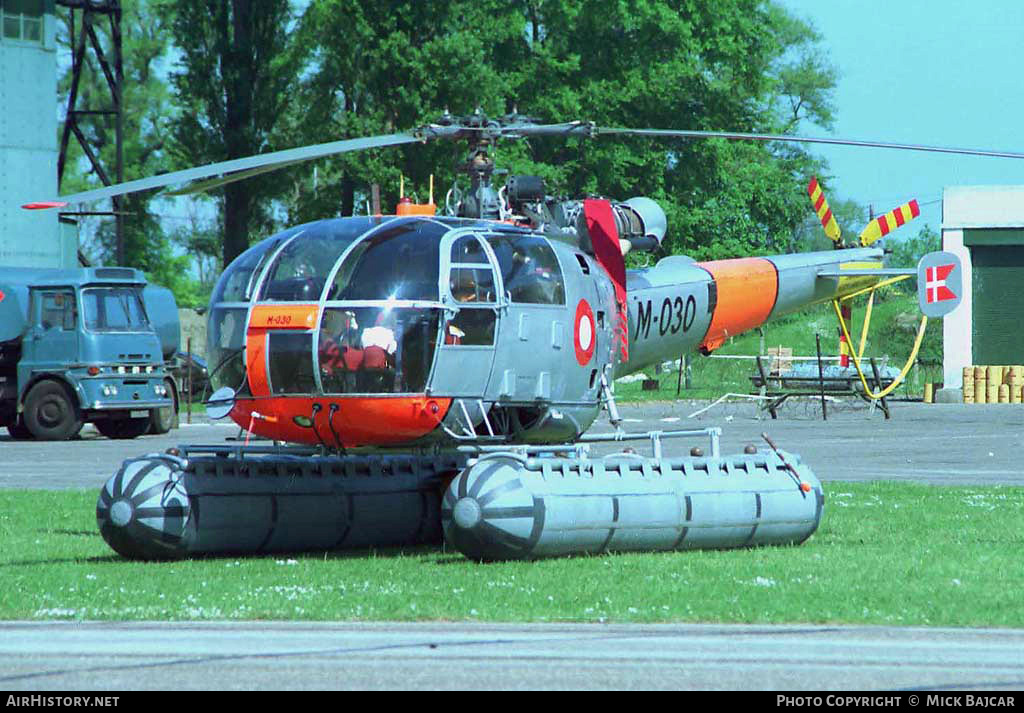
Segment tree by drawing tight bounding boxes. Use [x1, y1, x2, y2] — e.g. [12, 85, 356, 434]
[276, 0, 522, 223]
[791, 191, 868, 254]
[890, 224, 940, 293]
[765, 2, 838, 132]
[490, 1, 840, 260]
[57, 0, 175, 275]
[154, 0, 837, 266]
[164, 0, 299, 266]
[280, 0, 838, 262]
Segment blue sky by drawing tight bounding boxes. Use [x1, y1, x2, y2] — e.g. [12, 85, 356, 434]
[776, 0, 1024, 234]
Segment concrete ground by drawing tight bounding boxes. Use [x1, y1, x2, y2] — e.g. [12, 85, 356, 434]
[1, 399, 1021, 489]
[1, 621, 1022, 691]
[1, 399, 1021, 691]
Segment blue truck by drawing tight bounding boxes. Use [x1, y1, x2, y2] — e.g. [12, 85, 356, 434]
[0, 266, 180, 440]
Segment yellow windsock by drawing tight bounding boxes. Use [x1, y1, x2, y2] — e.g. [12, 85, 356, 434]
[859, 199, 921, 247]
[807, 177, 842, 244]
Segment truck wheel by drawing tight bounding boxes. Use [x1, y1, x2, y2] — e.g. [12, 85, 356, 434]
[149, 381, 178, 435]
[23, 380, 83, 441]
[95, 416, 152, 440]
[6, 420, 33, 440]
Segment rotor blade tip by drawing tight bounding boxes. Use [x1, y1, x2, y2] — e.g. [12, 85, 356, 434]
[21, 201, 68, 210]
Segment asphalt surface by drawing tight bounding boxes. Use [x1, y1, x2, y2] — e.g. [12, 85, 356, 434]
[1, 399, 1022, 691]
[1, 400, 1021, 489]
[1, 621, 1023, 691]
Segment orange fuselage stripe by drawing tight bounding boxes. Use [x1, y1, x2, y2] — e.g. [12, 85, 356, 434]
[230, 395, 452, 447]
[245, 304, 321, 397]
[249, 304, 320, 330]
[698, 257, 778, 352]
[239, 303, 451, 446]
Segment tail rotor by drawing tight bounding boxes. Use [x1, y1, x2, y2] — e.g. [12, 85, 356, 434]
[807, 176, 921, 248]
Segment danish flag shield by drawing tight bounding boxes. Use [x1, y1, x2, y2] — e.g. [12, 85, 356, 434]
[917, 251, 963, 318]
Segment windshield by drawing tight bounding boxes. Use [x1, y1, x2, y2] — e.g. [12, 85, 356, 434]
[333, 220, 445, 301]
[317, 306, 440, 394]
[82, 287, 150, 333]
[260, 219, 379, 302]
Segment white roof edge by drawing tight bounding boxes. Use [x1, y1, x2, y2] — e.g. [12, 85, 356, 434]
[942, 185, 1024, 229]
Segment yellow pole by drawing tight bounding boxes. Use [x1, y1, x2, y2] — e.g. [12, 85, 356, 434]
[832, 299, 927, 400]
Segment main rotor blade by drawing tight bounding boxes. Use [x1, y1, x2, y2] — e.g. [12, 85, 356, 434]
[595, 127, 1024, 160]
[32, 132, 420, 207]
[164, 160, 303, 196]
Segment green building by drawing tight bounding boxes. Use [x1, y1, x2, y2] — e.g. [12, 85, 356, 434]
[940, 185, 1024, 399]
[0, 0, 75, 267]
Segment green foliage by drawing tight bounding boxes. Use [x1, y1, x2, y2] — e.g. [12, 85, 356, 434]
[272, 0, 839, 260]
[4, 483, 1024, 626]
[163, 0, 301, 265]
[615, 292, 942, 401]
[62, 0, 844, 289]
[765, 2, 838, 131]
[889, 224, 940, 280]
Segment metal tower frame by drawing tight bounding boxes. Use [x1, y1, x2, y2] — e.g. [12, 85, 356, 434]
[56, 0, 124, 265]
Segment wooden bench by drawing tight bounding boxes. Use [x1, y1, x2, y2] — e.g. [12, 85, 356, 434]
[750, 355, 894, 420]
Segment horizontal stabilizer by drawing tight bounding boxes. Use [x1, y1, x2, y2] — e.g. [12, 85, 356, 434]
[816, 268, 914, 278]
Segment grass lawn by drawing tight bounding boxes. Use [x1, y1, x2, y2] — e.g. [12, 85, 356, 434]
[2, 481, 1021, 627]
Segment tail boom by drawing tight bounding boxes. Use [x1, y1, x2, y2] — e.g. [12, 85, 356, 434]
[619, 247, 886, 376]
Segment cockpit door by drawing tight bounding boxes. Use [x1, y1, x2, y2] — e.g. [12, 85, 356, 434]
[426, 231, 502, 397]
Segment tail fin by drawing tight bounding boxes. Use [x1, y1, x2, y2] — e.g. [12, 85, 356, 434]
[917, 250, 962, 317]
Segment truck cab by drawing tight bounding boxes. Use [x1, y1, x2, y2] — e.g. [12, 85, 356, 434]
[0, 267, 176, 440]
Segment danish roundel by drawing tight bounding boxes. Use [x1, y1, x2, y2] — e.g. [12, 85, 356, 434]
[574, 299, 596, 366]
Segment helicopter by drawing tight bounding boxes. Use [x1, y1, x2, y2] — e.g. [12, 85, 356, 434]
[28, 111, 1003, 561]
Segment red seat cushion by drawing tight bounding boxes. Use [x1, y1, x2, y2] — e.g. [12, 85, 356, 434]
[363, 345, 389, 369]
[342, 346, 365, 370]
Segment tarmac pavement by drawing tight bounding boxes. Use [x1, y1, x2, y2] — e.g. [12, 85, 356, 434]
[2, 399, 1021, 692]
[1, 621, 1023, 691]
[1, 400, 1021, 489]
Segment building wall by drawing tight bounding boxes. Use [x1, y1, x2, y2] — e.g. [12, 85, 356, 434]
[0, 1, 67, 268]
[941, 185, 1024, 389]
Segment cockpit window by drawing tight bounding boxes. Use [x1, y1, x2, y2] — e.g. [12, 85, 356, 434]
[207, 306, 248, 395]
[486, 234, 565, 304]
[447, 233, 498, 304]
[334, 220, 444, 301]
[259, 219, 376, 302]
[317, 306, 439, 394]
[450, 268, 496, 303]
[211, 234, 287, 303]
[451, 235, 488, 264]
[268, 332, 317, 395]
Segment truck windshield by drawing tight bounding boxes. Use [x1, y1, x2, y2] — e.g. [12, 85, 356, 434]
[82, 287, 150, 332]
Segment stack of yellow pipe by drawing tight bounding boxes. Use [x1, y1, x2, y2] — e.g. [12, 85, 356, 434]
[1009, 366, 1023, 404]
[962, 365, 1024, 403]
